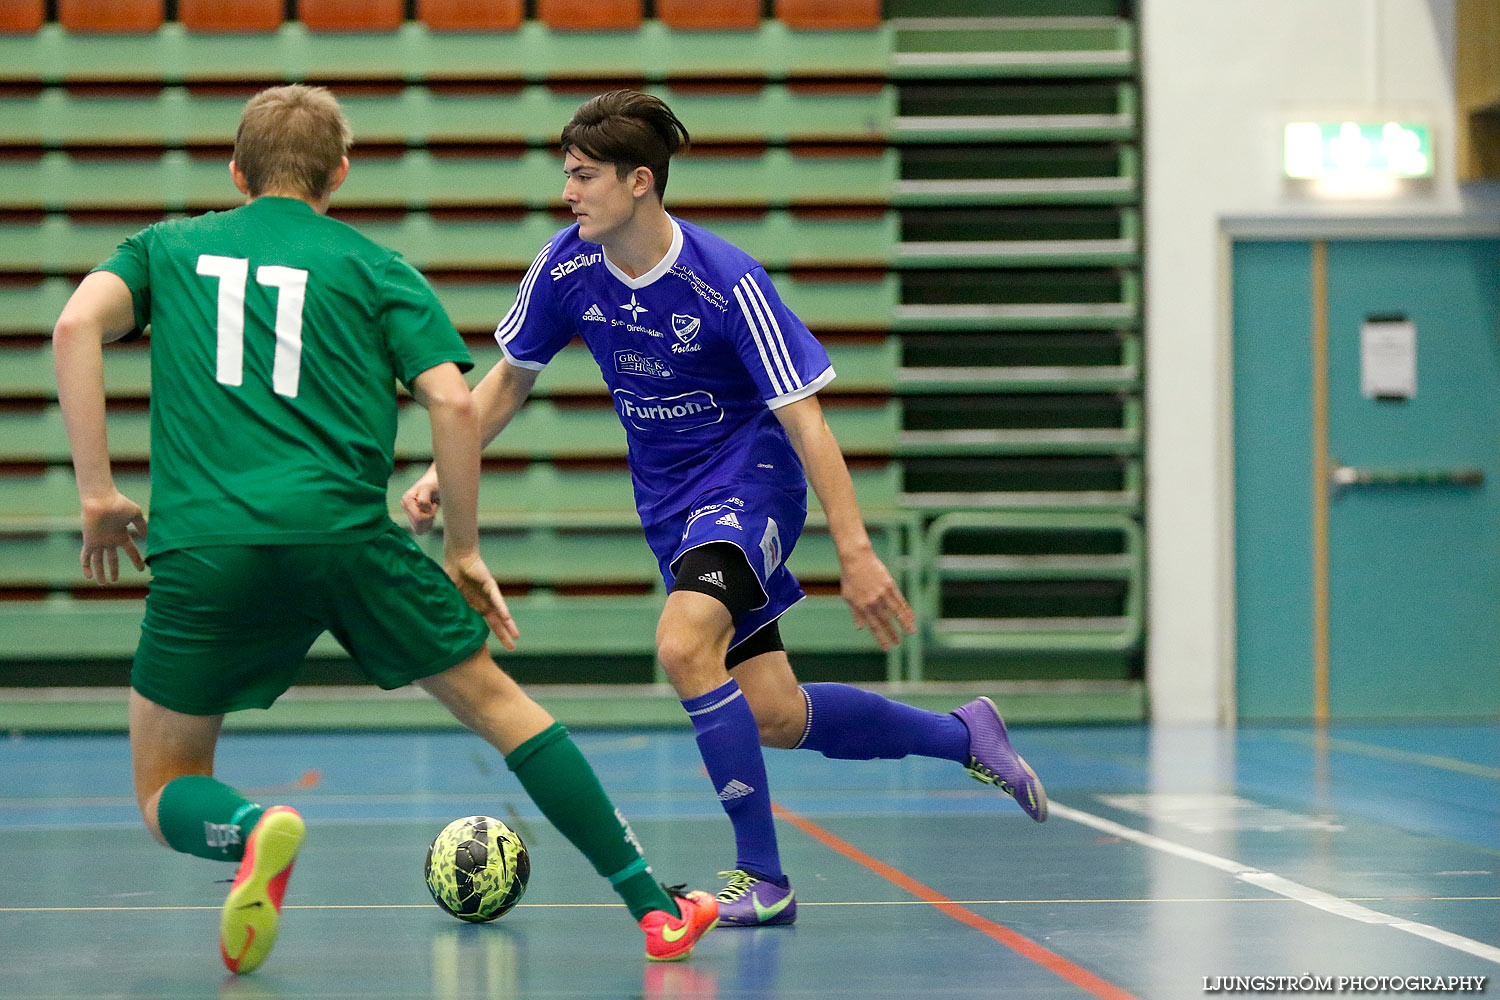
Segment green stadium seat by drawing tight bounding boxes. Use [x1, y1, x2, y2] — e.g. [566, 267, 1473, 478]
[0, 85, 895, 148]
[0, 334, 893, 404]
[0, 399, 893, 465]
[0, 148, 897, 214]
[918, 511, 1144, 655]
[179, 0, 283, 33]
[0, 270, 896, 338]
[297, 0, 404, 32]
[0, 210, 895, 279]
[0, 337, 890, 402]
[0, 340, 150, 398]
[889, 17, 1136, 80]
[58, 0, 164, 33]
[0, 21, 891, 85]
[0, 591, 889, 659]
[0, 468, 151, 529]
[417, 0, 523, 31]
[0, 207, 1136, 277]
[896, 396, 1142, 457]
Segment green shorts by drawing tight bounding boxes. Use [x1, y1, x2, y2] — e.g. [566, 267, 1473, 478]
[132, 523, 491, 715]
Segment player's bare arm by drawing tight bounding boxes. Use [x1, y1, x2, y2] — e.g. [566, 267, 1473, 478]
[411, 362, 520, 649]
[773, 394, 916, 650]
[53, 271, 148, 583]
[403, 359, 540, 534]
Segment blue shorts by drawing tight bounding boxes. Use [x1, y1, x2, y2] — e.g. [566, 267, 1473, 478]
[642, 482, 807, 651]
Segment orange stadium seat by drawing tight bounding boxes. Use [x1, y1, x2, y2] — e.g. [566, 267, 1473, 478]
[658, 0, 760, 30]
[537, 0, 643, 31]
[417, 0, 523, 31]
[180, 0, 283, 32]
[775, 0, 880, 30]
[0, 0, 44, 33]
[297, 0, 404, 32]
[58, 0, 165, 33]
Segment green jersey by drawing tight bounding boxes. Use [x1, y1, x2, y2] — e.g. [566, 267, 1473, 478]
[97, 196, 472, 556]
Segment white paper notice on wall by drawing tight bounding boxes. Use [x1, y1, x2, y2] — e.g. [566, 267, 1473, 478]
[1360, 315, 1416, 400]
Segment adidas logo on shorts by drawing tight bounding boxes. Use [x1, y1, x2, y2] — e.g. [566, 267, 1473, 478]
[718, 779, 755, 801]
[582, 304, 607, 322]
[715, 512, 742, 529]
[698, 570, 726, 590]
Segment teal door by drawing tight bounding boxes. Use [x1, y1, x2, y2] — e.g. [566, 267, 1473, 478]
[1233, 236, 1500, 720]
[1325, 239, 1500, 718]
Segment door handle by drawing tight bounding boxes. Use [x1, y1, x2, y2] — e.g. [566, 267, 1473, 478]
[1330, 463, 1485, 490]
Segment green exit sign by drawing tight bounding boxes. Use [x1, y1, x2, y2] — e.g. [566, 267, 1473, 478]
[1283, 122, 1433, 179]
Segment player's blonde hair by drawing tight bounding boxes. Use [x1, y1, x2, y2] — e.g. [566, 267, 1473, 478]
[561, 90, 690, 199]
[233, 85, 352, 200]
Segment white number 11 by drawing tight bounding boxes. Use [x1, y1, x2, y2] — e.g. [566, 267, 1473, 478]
[196, 254, 308, 398]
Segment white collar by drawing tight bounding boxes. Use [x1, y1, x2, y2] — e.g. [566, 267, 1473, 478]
[603, 217, 683, 290]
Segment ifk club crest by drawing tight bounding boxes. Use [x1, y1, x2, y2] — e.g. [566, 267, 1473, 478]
[671, 313, 701, 344]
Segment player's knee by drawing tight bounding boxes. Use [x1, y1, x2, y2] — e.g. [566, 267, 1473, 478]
[655, 628, 720, 687]
[756, 710, 802, 749]
[752, 692, 806, 749]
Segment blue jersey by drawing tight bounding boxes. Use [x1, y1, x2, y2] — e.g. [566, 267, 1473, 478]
[496, 217, 834, 524]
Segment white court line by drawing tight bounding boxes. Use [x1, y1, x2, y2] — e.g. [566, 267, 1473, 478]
[1050, 801, 1500, 966]
[8, 897, 1496, 914]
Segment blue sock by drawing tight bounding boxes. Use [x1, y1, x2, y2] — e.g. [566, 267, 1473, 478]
[795, 682, 970, 763]
[682, 678, 784, 881]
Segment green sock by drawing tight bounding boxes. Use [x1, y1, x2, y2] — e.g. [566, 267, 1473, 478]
[156, 775, 264, 862]
[505, 723, 677, 922]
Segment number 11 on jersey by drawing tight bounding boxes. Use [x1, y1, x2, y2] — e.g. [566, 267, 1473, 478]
[196, 254, 309, 399]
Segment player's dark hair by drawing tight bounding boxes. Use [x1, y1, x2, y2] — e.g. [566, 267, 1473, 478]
[560, 90, 691, 200]
[234, 85, 352, 200]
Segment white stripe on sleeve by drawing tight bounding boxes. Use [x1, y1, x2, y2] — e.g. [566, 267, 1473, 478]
[733, 283, 787, 397]
[743, 273, 802, 391]
[493, 241, 553, 346]
[736, 276, 799, 395]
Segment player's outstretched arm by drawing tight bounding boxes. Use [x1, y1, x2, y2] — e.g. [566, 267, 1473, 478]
[53, 271, 148, 583]
[402, 359, 540, 534]
[412, 362, 520, 649]
[774, 395, 916, 650]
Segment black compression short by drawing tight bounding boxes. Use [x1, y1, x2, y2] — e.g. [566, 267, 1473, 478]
[669, 543, 785, 667]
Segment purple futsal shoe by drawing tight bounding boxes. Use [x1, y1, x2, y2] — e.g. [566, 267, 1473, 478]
[715, 869, 797, 927]
[952, 696, 1048, 822]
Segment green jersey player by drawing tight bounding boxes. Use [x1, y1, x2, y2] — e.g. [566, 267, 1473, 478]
[52, 84, 716, 975]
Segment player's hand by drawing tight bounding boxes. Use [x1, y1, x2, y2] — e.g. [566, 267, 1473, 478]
[446, 549, 520, 651]
[401, 467, 441, 535]
[79, 490, 147, 584]
[839, 546, 916, 651]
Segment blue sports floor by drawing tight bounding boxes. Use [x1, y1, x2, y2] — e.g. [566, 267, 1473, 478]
[1, 723, 1496, 999]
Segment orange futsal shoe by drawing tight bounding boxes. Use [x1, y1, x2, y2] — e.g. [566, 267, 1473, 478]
[640, 885, 719, 962]
[220, 806, 305, 974]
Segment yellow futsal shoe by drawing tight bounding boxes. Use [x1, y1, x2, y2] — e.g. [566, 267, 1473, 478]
[220, 806, 305, 974]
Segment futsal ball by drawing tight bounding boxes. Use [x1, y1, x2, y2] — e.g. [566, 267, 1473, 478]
[424, 815, 530, 923]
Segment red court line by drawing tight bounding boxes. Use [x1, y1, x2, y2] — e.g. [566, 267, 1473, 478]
[772, 802, 1143, 1000]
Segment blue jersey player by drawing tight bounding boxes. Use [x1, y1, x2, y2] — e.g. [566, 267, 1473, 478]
[403, 91, 1048, 927]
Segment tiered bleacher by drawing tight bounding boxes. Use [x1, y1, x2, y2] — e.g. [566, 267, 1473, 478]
[0, 0, 1145, 727]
